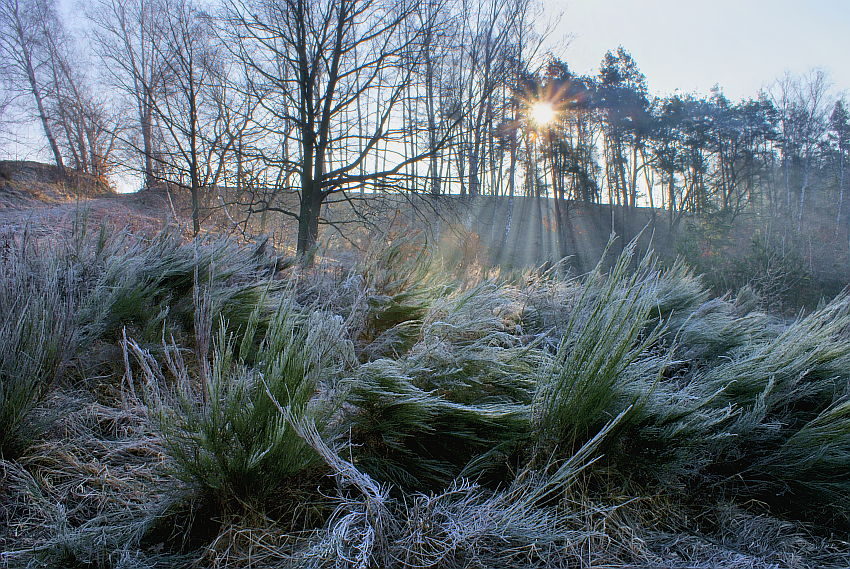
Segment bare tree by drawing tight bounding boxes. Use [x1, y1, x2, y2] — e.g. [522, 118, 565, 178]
[0, 63, 17, 142]
[793, 71, 831, 231]
[0, 0, 64, 169]
[38, 2, 120, 177]
[769, 70, 832, 229]
[89, 0, 167, 189]
[471, 0, 520, 197]
[223, 0, 449, 259]
[144, 0, 224, 235]
[830, 99, 849, 233]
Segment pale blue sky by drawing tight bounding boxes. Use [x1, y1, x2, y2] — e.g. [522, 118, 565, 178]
[546, 0, 850, 100]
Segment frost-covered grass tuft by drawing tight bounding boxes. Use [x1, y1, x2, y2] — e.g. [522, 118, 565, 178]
[0, 230, 88, 457]
[124, 288, 352, 512]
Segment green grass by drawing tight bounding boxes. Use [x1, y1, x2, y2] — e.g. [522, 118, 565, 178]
[533, 240, 666, 454]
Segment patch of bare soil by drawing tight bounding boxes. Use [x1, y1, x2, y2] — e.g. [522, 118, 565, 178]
[0, 160, 112, 204]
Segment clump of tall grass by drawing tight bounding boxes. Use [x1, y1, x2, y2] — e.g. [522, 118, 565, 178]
[593, 285, 850, 518]
[757, 395, 850, 508]
[533, 240, 666, 456]
[694, 296, 850, 501]
[346, 359, 531, 489]
[693, 297, 850, 519]
[350, 238, 446, 360]
[89, 232, 286, 345]
[0, 232, 83, 457]
[125, 289, 353, 514]
[703, 294, 850, 405]
[671, 296, 770, 363]
[343, 278, 542, 489]
[644, 257, 710, 321]
[407, 280, 541, 404]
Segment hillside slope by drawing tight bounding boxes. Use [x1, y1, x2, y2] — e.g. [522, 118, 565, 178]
[0, 161, 171, 236]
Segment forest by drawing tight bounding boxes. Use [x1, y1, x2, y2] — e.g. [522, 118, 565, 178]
[2, 0, 850, 568]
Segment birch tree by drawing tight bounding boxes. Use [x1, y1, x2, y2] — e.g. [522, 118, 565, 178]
[0, 0, 64, 169]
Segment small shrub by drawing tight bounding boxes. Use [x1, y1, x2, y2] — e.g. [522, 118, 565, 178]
[731, 230, 812, 311]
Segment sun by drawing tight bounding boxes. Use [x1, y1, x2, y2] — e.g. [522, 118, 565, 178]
[529, 101, 557, 127]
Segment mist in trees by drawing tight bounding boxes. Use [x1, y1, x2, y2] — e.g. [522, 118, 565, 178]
[0, 0, 848, 259]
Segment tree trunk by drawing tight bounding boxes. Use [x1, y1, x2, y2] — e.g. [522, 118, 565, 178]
[629, 142, 639, 207]
[296, 189, 322, 261]
[425, 51, 440, 196]
[17, 22, 64, 170]
[468, 145, 480, 197]
[668, 170, 676, 229]
[141, 100, 155, 189]
[836, 148, 845, 234]
[189, 73, 201, 237]
[798, 164, 810, 232]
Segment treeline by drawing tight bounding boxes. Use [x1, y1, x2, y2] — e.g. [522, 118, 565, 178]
[1, 0, 848, 255]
